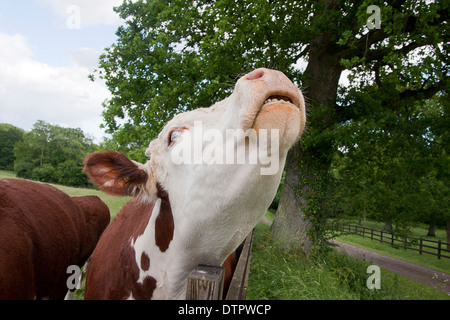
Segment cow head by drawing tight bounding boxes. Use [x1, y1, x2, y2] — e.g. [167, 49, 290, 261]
[84, 68, 305, 266]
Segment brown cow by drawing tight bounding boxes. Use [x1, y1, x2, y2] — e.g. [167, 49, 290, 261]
[0, 178, 110, 299]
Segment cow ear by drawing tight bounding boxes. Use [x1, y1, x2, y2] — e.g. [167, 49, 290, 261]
[83, 151, 148, 196]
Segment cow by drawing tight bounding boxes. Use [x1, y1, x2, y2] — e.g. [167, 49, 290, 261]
[0, 178, 110, 300]
[83, 68, 306, 300]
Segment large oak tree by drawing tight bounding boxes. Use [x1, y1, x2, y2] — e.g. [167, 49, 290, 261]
[94, 0, 449, 254]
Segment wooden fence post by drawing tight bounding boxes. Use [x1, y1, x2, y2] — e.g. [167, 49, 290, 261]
[185, 230, 255, 300]
[186, 265, 225, 300]
[404, 233, 407, 250]
[380, 230, 383, 243]
[437, 240, 441, 260]
[419, 238, 423, 255]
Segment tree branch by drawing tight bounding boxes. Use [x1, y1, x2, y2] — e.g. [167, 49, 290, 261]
[337, 5, 447, 64]
[364, 38, 434, 64]
[293, 45, 310, 63]
[399, 81, 446, 101]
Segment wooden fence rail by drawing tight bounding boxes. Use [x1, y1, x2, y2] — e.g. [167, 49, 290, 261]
[340, 224, 450, 260]
[185, 230, 254, 300]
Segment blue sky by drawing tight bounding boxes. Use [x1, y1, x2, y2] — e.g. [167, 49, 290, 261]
[0, 1, 118, 66]
[0, 0, 125, 142]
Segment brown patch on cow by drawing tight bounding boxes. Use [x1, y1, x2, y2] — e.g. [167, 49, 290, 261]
[85, 185, 173, 299]
[155, 183, 174, 252]
[84, 196, 158, 300]
[131, 275, 157, 300]
[128, 242, 157, 299]
[140, 252, 150, 271]
[131, 200, 156, 242]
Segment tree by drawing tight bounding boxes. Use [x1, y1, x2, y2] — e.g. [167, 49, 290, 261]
[330, 84, 449, 234]
[272, 0, 448, 253]
[13, 121, 97, 187]
[93, 0, 449, 254]
[0, 123, 24, 170]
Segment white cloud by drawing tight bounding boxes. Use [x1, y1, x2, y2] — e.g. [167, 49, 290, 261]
[0, 33, 34, 63]
[69, 47, 101, 71]
[34, 0, 125, 27]
[0, 32, 111, 142]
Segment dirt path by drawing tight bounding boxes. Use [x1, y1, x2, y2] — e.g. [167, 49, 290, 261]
[330, 240, 450, 295]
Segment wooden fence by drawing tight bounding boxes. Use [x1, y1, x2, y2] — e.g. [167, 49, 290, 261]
[185, 230, 254, 300]
[340, 224, 450, 260]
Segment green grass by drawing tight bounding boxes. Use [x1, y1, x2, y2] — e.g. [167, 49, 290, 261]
[247, 223, 450, 300]
[0, 170, 16, 179]
[0, 170, 130, 218]
[265, 209, 275, 222]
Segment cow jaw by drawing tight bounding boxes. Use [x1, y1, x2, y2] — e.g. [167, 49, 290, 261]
[252, 95, 302, 150]
[235, 68, 305, 150]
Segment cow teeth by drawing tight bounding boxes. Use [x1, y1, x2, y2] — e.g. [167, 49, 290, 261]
[263, 98, 289, 105]
[262, 95, 293, 106]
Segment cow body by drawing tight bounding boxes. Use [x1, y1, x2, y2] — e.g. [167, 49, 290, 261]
[0, 179, 110, 299]
[84, 68, 306, 299]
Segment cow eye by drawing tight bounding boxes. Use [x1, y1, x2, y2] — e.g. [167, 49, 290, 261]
[168, 129, 183, 145]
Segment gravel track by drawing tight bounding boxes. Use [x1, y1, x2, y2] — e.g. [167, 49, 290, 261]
[331, 240, 450, 295]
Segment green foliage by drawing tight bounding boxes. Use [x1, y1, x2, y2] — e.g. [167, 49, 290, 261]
[0, 123, 24, 170]
[94, 0, 321, 154]
[13, 120, 97, 187]
[329, 88, 449, 230]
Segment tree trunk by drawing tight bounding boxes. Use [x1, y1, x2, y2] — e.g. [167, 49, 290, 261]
[427, 215, 436, 237]
[40, 144, 44, 169]
[363, 209, 367, 228]
[270, 34, 343, 255]
[270, 145, 314, 255]
[384, 216, 392, 232]
[427, 222, 436, 237]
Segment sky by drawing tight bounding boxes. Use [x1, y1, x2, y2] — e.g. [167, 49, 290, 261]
[0, 0, 126, 143]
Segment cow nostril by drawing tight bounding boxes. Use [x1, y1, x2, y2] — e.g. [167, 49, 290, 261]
[245, 69, 265, 81]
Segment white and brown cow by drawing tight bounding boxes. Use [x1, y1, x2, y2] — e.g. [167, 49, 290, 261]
[83, 68, 306, 299]
[0, 179, 110, 299]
